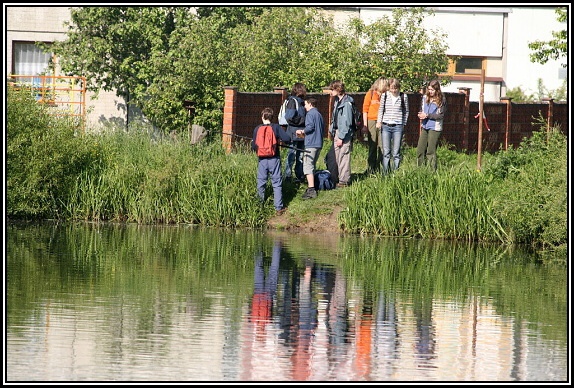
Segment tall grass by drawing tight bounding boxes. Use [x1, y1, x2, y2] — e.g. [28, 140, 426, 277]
[7, 86, 567, 254]
[340, 165, 507, 242]
[65, 128, 268, 227]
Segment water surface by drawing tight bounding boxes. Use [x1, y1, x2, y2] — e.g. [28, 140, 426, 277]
[6, 222, 568, 382]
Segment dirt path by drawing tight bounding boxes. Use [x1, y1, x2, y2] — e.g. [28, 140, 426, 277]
[266, 205, 344, 234]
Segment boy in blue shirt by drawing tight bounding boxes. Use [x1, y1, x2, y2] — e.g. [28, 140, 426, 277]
[296, 97, 324, 200]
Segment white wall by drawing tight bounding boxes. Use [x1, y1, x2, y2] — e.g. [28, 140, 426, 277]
[357, 6, 566, 101]
[505, 7, 566, 96]
[5, 6, 129, 130]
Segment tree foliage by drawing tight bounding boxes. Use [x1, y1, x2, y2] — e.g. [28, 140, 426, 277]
[528, 7, 567, 68]
[49, 6, 451, 133]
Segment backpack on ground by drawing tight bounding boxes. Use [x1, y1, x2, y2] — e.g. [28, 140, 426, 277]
[278, 97, 299, 126]
[314, 170, 335, 191]
[255, 125, 277, 157]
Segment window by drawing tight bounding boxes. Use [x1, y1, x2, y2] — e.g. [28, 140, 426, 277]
[13, 41, 52, 76]
[445, 56, 485, 76]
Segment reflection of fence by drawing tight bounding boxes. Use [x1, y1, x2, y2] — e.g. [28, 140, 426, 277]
[8, 74, 87, 131]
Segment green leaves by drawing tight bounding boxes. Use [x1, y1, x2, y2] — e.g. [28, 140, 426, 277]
[52, 7, 452, 133]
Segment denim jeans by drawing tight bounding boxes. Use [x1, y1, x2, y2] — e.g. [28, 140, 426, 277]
[381, 123, 404, 174]
[283, 140, 304, 181]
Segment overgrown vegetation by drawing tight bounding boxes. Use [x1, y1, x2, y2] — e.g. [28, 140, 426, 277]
[7, 86, 567, 260]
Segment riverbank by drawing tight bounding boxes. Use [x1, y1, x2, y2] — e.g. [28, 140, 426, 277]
[266, 204, 344, 234]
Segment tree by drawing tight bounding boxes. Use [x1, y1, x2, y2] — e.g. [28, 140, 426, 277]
[347, 7, 452, 93]
[49, 6, 451, 133]
[528, 7, 567, 68]
[48, 7, 196, 114]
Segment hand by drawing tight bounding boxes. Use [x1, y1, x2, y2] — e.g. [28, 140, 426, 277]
[418, 112, 427, 119]
[375, 122, 381, 129]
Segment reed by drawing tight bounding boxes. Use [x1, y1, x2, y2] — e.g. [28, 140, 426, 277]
[340, 165, 507, 242]
[7, 89, 566, 252]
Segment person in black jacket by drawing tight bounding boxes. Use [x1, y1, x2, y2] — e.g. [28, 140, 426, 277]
[252, 107, 293, 215]
[282, 82, 307, 183]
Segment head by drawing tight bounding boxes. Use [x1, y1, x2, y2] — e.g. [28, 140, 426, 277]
[329, 80, 345, 97]
[426, 80, 444, 105]
[371, 77, 389, 93]
[261, 107, 273, 122]
[291, 82, 307, 98]
[388, 78, 400, 96]
[304, 97, 317, 111]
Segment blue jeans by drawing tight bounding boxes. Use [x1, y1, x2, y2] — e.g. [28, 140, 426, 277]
[381, 124, 404, 174]
[257, 158, 284, 211]
[283, 140, 304, 181]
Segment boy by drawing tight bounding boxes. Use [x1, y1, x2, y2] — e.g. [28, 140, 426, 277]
[296, 97, 324, 199]
[251, 107, 293, 214]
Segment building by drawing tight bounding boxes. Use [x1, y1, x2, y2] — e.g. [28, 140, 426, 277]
[328, 6, 567, 102]
[5, 5, 567, 128]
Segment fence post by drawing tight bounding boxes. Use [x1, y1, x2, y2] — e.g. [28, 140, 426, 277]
[458, 87, 471, 152]
[323, 87, 333, 139]
[500, 96, 512, 150]
[223, 86, 238, 154]
[542, 97, 554, 142]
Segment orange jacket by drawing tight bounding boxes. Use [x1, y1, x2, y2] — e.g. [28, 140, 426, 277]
[362, 90, 382, 122]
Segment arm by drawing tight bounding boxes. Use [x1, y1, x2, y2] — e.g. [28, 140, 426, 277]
[274, 123, 292, 143]
[362, 91, 371, 126]
[376, 95, 385, 129]
[427, 98, 447, 120]
[251, 126, 259, 152]
[402, 94, 409, 126]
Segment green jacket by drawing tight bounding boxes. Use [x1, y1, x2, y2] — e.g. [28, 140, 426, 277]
[329, 94, 354, 142]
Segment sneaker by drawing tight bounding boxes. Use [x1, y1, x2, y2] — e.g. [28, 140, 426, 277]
[276, 207, 287, 215]
[302, 188, 317, 200]
[336, 182, 348, 188]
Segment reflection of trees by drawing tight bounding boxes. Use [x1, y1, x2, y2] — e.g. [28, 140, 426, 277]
[6, 222, 568, 381]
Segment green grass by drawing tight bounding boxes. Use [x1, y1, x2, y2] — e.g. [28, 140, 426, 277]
[7, 88, 567, 258]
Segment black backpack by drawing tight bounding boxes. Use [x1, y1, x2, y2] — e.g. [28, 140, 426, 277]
[349, 100, 363, 132]
[381, 92, 406, 117]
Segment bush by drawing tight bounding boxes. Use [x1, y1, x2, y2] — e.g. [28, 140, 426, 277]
[7, 86, 103, 218]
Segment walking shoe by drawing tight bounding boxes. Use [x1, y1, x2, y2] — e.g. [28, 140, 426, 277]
[336, 182, 348, 188]
[301, 188, 317, 200]
[276, 207, 287, 215]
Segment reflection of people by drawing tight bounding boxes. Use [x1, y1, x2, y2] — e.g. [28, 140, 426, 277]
[417, 80, 447, 171]
[373, 290, 398, 378]
[354, 291, 374, 380]
[362, 77, 389, 174]
[376, 78, 409, 174]
[290, 260, 316, 381]
[251, 107, 292, 215]
[413, 296, 436, 366]
[250, 241, 281, 339]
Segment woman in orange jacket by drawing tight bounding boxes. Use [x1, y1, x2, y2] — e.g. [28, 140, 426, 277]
[362, 77, 389, 174]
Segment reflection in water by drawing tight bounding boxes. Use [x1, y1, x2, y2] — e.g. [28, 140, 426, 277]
[6, 222, 568, 382]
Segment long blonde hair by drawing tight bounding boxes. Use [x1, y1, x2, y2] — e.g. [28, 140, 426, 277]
[370, 77, 389, 95]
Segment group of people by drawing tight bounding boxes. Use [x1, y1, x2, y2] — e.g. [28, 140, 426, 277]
[362, 77, 447, 175]
[251, 79, 447, 214]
